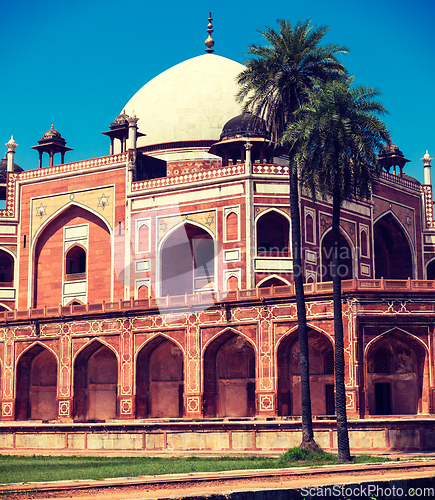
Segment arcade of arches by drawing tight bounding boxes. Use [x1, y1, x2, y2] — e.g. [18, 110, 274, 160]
[9, 328, 427, 421]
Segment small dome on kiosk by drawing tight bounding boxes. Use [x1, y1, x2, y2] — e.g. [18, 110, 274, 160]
[220, 113, 270, 141]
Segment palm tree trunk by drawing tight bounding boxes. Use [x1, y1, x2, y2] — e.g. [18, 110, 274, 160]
[332, 190, 351, 463]
[290, 168, 317, 450]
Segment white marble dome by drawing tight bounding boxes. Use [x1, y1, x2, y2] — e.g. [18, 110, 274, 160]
[122, 54, 245, 159]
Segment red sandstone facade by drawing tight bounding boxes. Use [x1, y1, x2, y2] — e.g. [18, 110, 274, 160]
[1, 54, 435, 445]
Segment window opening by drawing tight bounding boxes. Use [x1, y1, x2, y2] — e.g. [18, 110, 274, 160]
[257, 211, 289, 257]
[374, 348, 390, 373]
[324, 350, 334, 375]
[65, 246, 86, 280]
[306, 214, 314, 243]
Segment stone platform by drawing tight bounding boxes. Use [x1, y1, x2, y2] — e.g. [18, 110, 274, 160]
[1, 417, 435, 454]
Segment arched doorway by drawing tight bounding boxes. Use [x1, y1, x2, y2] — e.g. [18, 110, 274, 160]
[277, 330, 335, 416]
[73, 342, 118, 421]
[321, 230, 353, 282]
[16, 345, 57, 420]
[160, 223, 215, 296]
[366, 331, 425, 415]
[374, 214, 413, 279]
[256, 211, 290, 257]
[136, 337, 184, 418]
[203, 331, 255, 418]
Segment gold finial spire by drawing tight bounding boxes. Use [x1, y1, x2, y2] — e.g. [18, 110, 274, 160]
[205, 12, 215, 53]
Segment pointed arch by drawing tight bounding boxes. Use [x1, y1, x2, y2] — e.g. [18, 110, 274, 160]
[73, 338, 119, 365]
[225, 274, 240, 291]
[65, 244, 86, 277]
[225, 210, 239, 242]
[73, 339, 118, 421]
[15, 343, 58, 421]
[32, 201, 112, 243]
[202, 328, 256, 418]
[31, 204, 112, 308]
[255, 208, 291, 257]
[320, 226, 355, 281]
[158, 221, 216, 297]
[365, 328, 427, 415]
[426, 257, 435, 280]
[202, 327, 257, 356]
[0, 247, 15, 287]
[276, 326, 335, 416]
[374, 210, 414, 279]
[257, 275, 291, 288]
[136, 334, 184, 418]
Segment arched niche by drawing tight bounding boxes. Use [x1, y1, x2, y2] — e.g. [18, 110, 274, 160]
[374, 213, 413, 279]
[426, 259, 435, 280]
[65, 245, 86, 276]
[73, 342, 118, 421]
[136, 336, 184, 418]
[160, 223, 215, 296]
[277, 329, 335, 416]
[366, 331, 426, 415]
[305, 213, 314, 243]
[256, 210, 290, 257]
[33, 205, 111, 308]
[137, 285, 149, 300]
[203, 331, 255, 418]
[0, 249, 14, 286]
[16, 345, 57, 421]
[321, 230, 353, 282]
[225, 211, 239, 241]
[226, 275, 239, 291]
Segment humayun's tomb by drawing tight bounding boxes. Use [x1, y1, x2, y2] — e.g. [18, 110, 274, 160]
[1, 20, 435, 454]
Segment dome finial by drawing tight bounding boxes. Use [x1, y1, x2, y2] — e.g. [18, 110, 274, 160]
[205, 12, 215, 53]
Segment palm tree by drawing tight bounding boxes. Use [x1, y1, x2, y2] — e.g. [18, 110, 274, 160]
[285, 78, 389, 462]
[237, 20, 348, 450]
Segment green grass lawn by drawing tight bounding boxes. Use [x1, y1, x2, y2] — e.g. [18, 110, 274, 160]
[0, 449, 390, 485]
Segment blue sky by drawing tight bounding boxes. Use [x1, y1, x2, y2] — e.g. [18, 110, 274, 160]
[2, 0, 434, 182]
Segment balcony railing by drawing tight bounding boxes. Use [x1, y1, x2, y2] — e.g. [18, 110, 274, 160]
[65, 273, 86, 281]
[2, 278, 435, 323]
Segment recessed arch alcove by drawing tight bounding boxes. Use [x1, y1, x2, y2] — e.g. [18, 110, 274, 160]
[277, 328, 335, 416]
[256, 210, 290, 257]
[203, 330, 255, 418]
[366, 330, 426, 415]
[15, 344, 57, 421]
[160, 223, 215, 296]
[73, 341, 118, 421]
[320, 229, 354, 282]
[0, 249, 14, 286]
[136, 336, 184, 418]
[33, 205, 111, 308]
[374, 213, 413, 279]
